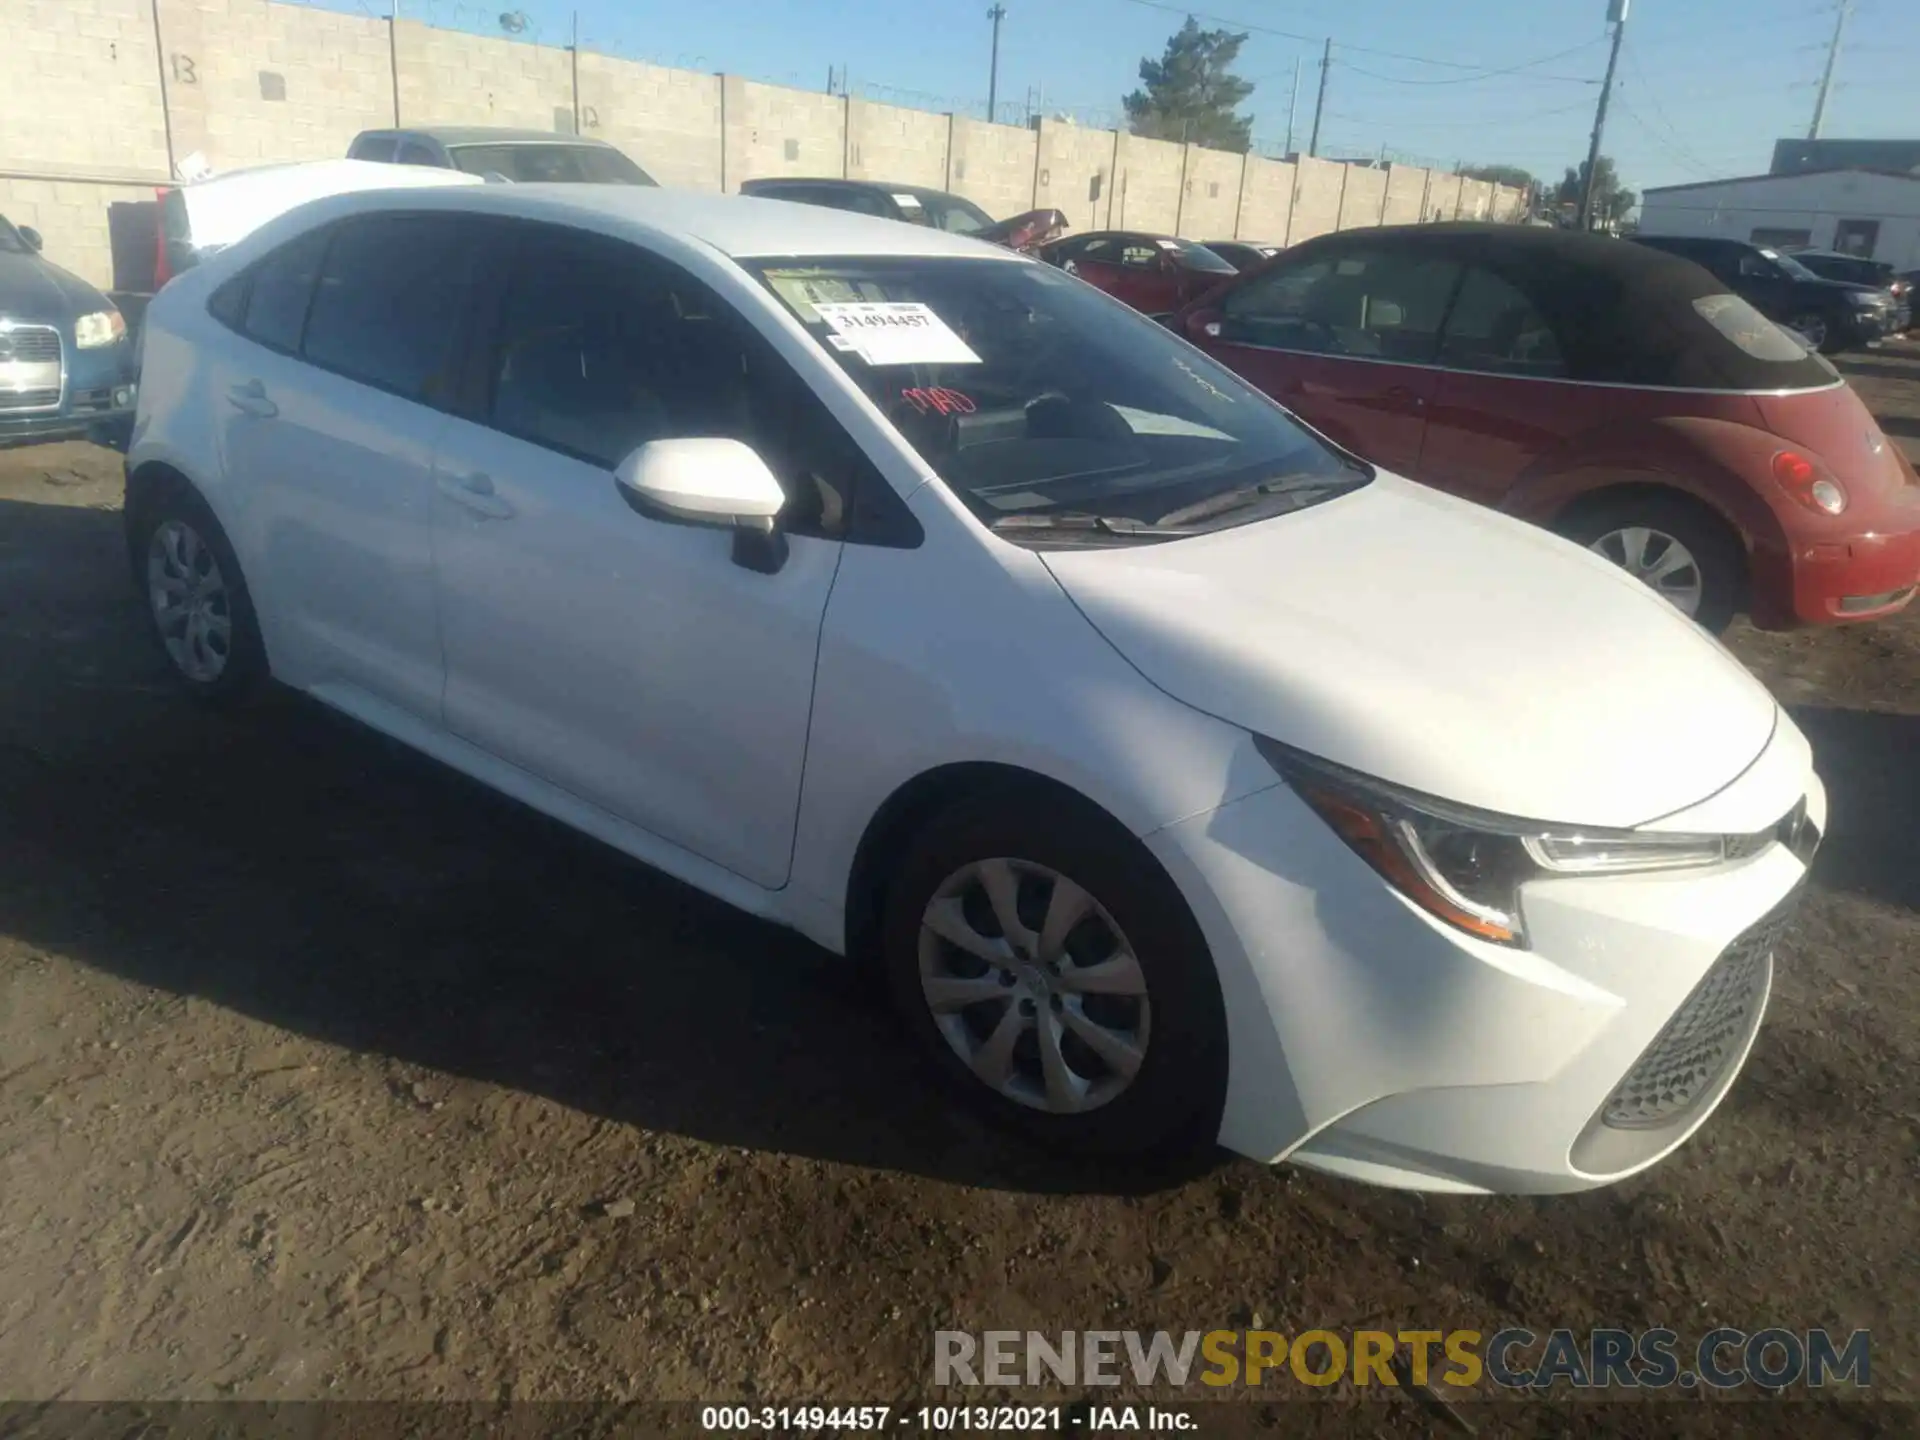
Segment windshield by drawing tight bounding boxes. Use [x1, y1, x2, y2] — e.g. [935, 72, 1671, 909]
[0, 216, 28, 254]
[749, 256, 1367, 537]
[915, 193, 996, 235]
[1172, 240, 1238, 275]
[1759, 248, 1819, 282]
[446, 143, 656, 185]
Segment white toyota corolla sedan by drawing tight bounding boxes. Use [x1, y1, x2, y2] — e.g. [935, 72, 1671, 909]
[125, 184, 1825, 1193]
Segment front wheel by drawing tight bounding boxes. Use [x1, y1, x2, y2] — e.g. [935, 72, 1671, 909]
[880, 791, 1227, 1159]
[1556, 493, 1744, 634]
[1786, 311, 1839, 354]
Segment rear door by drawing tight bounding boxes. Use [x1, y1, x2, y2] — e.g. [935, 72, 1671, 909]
[1195, 243, 1460, 474]
[1110, 237, 1180, 315]
[1418, 264, 1603, 509]
[212, 213, 483, 718]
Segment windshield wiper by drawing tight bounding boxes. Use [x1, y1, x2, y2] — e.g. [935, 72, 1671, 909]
[988, 511, 1171, 536]
[1152, 473, 1356, 528]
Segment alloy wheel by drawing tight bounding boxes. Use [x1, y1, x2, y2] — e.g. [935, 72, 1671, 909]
[1786, 312, 1828, 350]
[1589, 525, 1706, 617]
[147, 519, 232, 683]
[917, 857, 1150, 1115]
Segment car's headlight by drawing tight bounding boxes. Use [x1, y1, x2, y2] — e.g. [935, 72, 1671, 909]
[1845, 291, 1881, 309]
[1257, 738, 1737, 948]
[74, 309, 127, 349]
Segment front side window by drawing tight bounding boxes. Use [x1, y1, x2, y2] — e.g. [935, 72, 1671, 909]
[482, 228, 862, 539]
[1223, 248, 1461, 363]
[300, 214, 480, 405]
[445, 143, 655, 185]
[394, 140, 441, 166]
[1438, 267, 1566, 377]
[1119, 242, 1161, 270]
[919, 194, 994, 235]
[0, 215, 31, 255]
[240, 226, 331, 353]
[352, 136, 400, 163]
[749, 255, 1367, 538]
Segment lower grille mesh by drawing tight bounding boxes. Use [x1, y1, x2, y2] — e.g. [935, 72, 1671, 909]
[1601, 891, 1797, 1130]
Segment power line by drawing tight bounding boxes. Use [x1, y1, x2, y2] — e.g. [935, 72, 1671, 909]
[1332, 38, 1605, 87]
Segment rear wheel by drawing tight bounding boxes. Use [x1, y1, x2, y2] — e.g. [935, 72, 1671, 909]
[879, 790, 1226, 1159]
[131, 485, 268, 706]
[1556, 492, 1744, 634]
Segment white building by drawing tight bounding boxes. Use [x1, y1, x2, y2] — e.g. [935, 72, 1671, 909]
[1638, 168, 1920, 271]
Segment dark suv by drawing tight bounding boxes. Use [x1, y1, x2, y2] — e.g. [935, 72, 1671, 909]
[1632, 234, 1895, 353]
[1786, 249, 1911, 331]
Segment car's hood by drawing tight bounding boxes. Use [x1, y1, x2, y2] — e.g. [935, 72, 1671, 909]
[1040, 475, 1780, 828]
[0, 249, 98, 322]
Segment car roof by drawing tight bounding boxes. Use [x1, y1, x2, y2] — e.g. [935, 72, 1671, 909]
[740, 178, 976, 204]
[1288, 222, 1838, 393]
[254, 183, 1025, 262]
[1790, 248, 1882, 264]
[360, 126, 620, 149]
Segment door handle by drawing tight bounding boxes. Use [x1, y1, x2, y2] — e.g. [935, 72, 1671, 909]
[226, 379, 278, 419]
[436, 471, 514, 519]
[1381, 386, 1427, 413]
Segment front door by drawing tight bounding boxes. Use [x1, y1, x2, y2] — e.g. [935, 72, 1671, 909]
[1196, 245, 1461, 474]
[429, 223, 843, 889]
[213, 213, 481, 719]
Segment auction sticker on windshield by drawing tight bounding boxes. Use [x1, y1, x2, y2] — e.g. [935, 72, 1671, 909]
[812, 302, 982, 365]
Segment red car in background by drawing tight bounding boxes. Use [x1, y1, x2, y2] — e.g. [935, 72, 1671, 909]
[1172, 223, 1920, 632]
[1041, 231, 1239, 318]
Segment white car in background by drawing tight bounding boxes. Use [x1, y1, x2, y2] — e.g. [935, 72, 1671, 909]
[124, 185, 1825, 1193]
[155, 159, 480, 286]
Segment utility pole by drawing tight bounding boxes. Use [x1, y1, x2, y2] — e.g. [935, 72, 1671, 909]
[1285, 57, 1300, 156]
[1807, 0, 1851, 140]
[1307, 38, 1331, 157]
[1577, 0, 1628, 232]
[985, 5, 1006, 125]
[569, 10, 580, 136]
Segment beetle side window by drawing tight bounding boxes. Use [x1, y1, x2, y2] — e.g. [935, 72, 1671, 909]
[395, 140, 441, 166]
[1222, 249, 1459, 362]
[299, 214, 481, 407]
[352, 136, 399, 163]
[481, 226, 883, 540]
[1437, 267, 1566, 378]
[239, 226, 331, 354]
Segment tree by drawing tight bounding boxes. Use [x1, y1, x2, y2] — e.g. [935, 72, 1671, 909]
[1123, 18, 1255, 153]
[1459, 164, 1536, 191]
[1556, 156, 1637, 227]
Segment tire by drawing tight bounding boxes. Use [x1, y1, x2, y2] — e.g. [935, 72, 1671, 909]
[1556, 492, 1744, 635]
[879, 788, 1227, 1160]
[1786, 311, 1839, 355]
[129, 482, 268, 707]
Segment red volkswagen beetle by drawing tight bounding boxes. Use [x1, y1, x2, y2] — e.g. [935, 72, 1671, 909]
[1173, 223, 1920, 631]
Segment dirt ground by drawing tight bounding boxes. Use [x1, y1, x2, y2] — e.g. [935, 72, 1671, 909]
[1, 345, 1917, 1425]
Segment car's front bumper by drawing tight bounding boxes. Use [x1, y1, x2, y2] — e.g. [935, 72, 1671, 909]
[1146, 724, 1822, 1194]
[0, 331, 136, 448]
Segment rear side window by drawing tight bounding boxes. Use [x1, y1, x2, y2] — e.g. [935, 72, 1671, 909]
[1438, 267, 1566, 377]
[300, 214, 481, 405]
[1691, 294, 1815, 362]
[240, 226, 330, 353]
[352, 136, 399, 162]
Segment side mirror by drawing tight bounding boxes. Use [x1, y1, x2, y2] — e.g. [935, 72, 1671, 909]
[614, 437, 790, 574]
[18, 225, 43, 252]
[1184, 308, 1223, 343]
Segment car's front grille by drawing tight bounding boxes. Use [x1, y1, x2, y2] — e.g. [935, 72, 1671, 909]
[0, 387, 61, 413]
[0, 323, 63, 412]
[1600, 887, 1799, 1131]
[0, 326, 61, 363]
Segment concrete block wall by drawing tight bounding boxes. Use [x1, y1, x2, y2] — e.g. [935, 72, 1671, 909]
[1177, 146, 1241, 240]
[1034, 120, 1117, 232]
[724, 78, 845, 189]
[1290, 156, 1347, 242]
[1111, 133, 1182, 234]
[1382, 165, 1428, 226]
[946, 118, 1035, 221]
[163, 0, 394, 172]
[1424, 172, 1463, 222]
[1337, 165, 1388, 230]
[577, 54, 723, 191]
[1237, 156, 1294, 244]
[2, 0, 1525, 290]
[846, 98, 948, 190]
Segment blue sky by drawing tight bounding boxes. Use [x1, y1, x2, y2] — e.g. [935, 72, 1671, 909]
[381, 0, 1911, 196]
